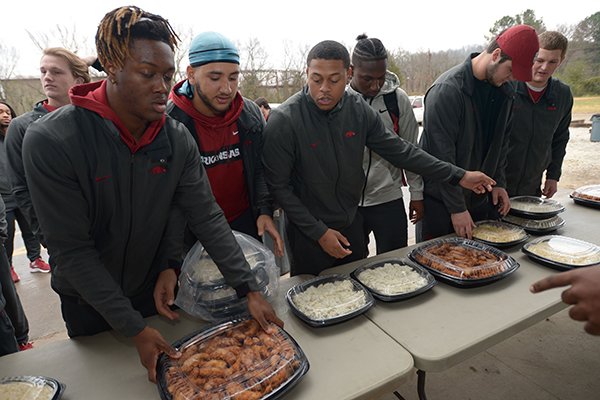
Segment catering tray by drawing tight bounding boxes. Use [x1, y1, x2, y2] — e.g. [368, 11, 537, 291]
[508, 196, 565, 220]
[350, 258, 436, 302]
[502, 214, 565, 234]
[407, 237, 519, 287]
[570, 184, 600, 209]
[157, 318, 309, 400]
[0, 375, 65, 400]
[286, 274, 374, 327]
[471, 220, 529, 248]
[522, 235, 600, 271]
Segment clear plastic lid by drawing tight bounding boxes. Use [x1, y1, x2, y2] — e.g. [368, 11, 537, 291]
[472, 220, 528, 245]
[157, 319, 309, 400]
[571, 184, 600, 202]
[509, 196, 565, 219]
[351, 259, 435, 300]
[286, 275, 374, 327]
[408, 238, 518, 281]
[175, 231, 280, 322]
[502, 214, 565, 233]
[0, 376, 62, 400]
[523, 235, 600, 267]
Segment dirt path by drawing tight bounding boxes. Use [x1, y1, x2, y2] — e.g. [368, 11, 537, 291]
[559, 125, 600, 190]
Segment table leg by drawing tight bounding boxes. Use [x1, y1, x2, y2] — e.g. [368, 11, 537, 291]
[417, 369, 428, 400]
[392, 390, 407, 400]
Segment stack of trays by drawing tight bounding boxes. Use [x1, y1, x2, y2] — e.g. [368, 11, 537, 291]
[503, 196, 566, 234]
[522, 235, 600, 271]
[407, 237, 519, 287]
[471, 220, 528, 248]
[570, 184, 600, 209]
[157, 318, 309, 400]
[0, 376, 65, 400]
[286, 275, 374, 327]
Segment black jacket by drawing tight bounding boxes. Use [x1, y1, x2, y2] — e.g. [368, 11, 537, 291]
[22, 102, 260, 337]
[420, 54, 514, 214]
[505, 78, 572, 196]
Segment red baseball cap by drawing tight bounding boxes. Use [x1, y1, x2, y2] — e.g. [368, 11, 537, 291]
[496, 25, 539, 82]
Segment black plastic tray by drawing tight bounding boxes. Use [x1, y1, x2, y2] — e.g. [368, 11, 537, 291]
[508, 196, 565, 220]
[522, 236, 600, 271]
[407, 238, 520, 288]
[502, 214, 565, 235]
[0, 375, 65, 400]
[286, 275, 374, 327]
[350, 258, 436, 302]
[571, 196, 600, 209]
[157, 318, 309, 400]
[471, 220, 529, 248]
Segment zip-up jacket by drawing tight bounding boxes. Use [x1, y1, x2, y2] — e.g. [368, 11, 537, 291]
[167, 82, 272, 220]
[505, 78, 572, 196]
[5, 101, 48, 236]
[22, 82, 260, 337]
[347, 71, 424, 206]
[420, 54, 514, 214]
[262, 87, 465, 242]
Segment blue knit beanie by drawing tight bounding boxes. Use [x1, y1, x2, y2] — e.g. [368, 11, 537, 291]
[188, 31, 240, 67]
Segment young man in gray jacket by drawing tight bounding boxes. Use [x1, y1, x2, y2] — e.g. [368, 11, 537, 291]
[348, 34, 424, 254]
[262, 40, 496, 276]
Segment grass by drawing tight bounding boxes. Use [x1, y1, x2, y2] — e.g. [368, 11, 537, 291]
[573, 96, 600, 115]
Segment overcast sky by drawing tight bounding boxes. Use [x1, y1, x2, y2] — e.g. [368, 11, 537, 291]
[2, 0, 597, 77]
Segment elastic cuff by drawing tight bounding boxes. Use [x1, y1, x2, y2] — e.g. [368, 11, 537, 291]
[234, 282, 251, 298]
[448, 168, 465, 186]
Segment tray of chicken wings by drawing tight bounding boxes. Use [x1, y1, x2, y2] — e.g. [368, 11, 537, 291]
[407, 237, 519, 287]
[157, 318, 309, 400]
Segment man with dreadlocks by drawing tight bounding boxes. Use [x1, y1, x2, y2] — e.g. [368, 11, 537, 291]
[262, 40, 497, 276]
[22, 5, 281, 382]
[348, 34, 424, 255]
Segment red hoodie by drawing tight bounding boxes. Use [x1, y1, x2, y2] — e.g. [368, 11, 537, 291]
[170, 84, 249, 222]
[70, 80, 165, 153]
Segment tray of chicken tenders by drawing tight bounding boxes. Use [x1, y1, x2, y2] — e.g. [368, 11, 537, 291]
[157, 318, 309, 400]
[407, 237, 519, 287]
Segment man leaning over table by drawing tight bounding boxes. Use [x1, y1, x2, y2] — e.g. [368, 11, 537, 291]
[22, 5, 281, 383]
[262, 39, 497, 277]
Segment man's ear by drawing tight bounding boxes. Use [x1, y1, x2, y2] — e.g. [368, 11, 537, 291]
[186, 65, 195, 83]
[348, 65, 354, 78]
[103, 61, 118, 82]
[491, 48, 502, 62]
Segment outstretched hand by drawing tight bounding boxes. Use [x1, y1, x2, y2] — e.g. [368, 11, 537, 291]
[459, 171, 495, 194]
[247, 291, 283, 332]
[318, 228, 353, 259]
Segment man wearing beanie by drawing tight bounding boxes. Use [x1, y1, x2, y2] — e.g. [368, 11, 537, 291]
[417, 25, 539, 241]
[168, 31, 283, 256]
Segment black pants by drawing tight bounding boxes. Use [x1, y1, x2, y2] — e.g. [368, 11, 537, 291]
[358, 198, 408, 255]
[0, 309, 19, 356]
[287, 213, 367, 276]
[59, 288, 158, 338]
[0, 243, 29, 344]
[6, 208, 41, 264]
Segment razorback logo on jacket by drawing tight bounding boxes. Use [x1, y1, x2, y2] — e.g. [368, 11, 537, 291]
[345, 130, 357, 138]
[200, 145, 242, 168]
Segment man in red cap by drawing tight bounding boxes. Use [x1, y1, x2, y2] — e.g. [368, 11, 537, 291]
[418, 25, 539, 241]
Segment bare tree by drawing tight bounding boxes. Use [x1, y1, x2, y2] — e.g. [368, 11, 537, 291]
[172, 26, 194, 83]
[0, 42, 19, 80]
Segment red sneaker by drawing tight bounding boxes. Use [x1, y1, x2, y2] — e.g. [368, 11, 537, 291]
[30, 258, 51, 273]
[18, 342, 34, 351]
[10, 265, 20, 283]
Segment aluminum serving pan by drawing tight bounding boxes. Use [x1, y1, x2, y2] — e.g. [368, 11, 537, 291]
[522, 235, 600, 271]
[508, 196, 565, 220]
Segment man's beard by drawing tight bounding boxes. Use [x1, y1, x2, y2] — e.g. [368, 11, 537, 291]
[194, 81, 228, 116]
[485, 63, 503, 87]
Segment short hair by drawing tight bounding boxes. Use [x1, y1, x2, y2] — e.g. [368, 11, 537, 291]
[485, 36, 512, 64]
[42, 47, 91, 83]
[0, 101, 17, 118]
[538, 31, 568, 60]
[95, 5, 179, 71]
[254, 97, 270, 109]
[306, 40, 350, 69]
[351, 34, 388, 65]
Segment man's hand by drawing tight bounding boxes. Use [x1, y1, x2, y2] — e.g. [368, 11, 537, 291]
[133, 326, 181, 383]
[409, 200, 425, 223]
[318, 228, 352, 259]
[257, 215, 284, 257]
[530, 265, 600, 335]
[451, 210, 475, 239]
[154, 268, 179, 321]
[542, 179, 558, 198]
[491, 187, 510, 216]
[247, 291, 283, 331]
[459, 171, 495, 194]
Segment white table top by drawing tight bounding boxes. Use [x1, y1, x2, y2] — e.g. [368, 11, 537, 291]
[0, 276, 414, 400]
[322, 191, 597, 372]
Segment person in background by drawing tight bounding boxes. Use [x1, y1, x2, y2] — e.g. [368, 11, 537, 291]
[505, 31, 572, 198]
[348, 34, 424, 254]
[418, 25, 539, 241]
[168, 32, 283, 257]
[262, 39, 496, 276]
[0, 195, 20, 356]
[531, 265, 600, 335]
[22, 6, 281, 382]
[6, 48, 93, 277]
[254, 97, 271, 121]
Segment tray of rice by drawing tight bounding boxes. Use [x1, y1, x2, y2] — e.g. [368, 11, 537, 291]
[522, 235, 600, 270]
[508, 196, 565, 220]
[471, 220, 528, 248]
